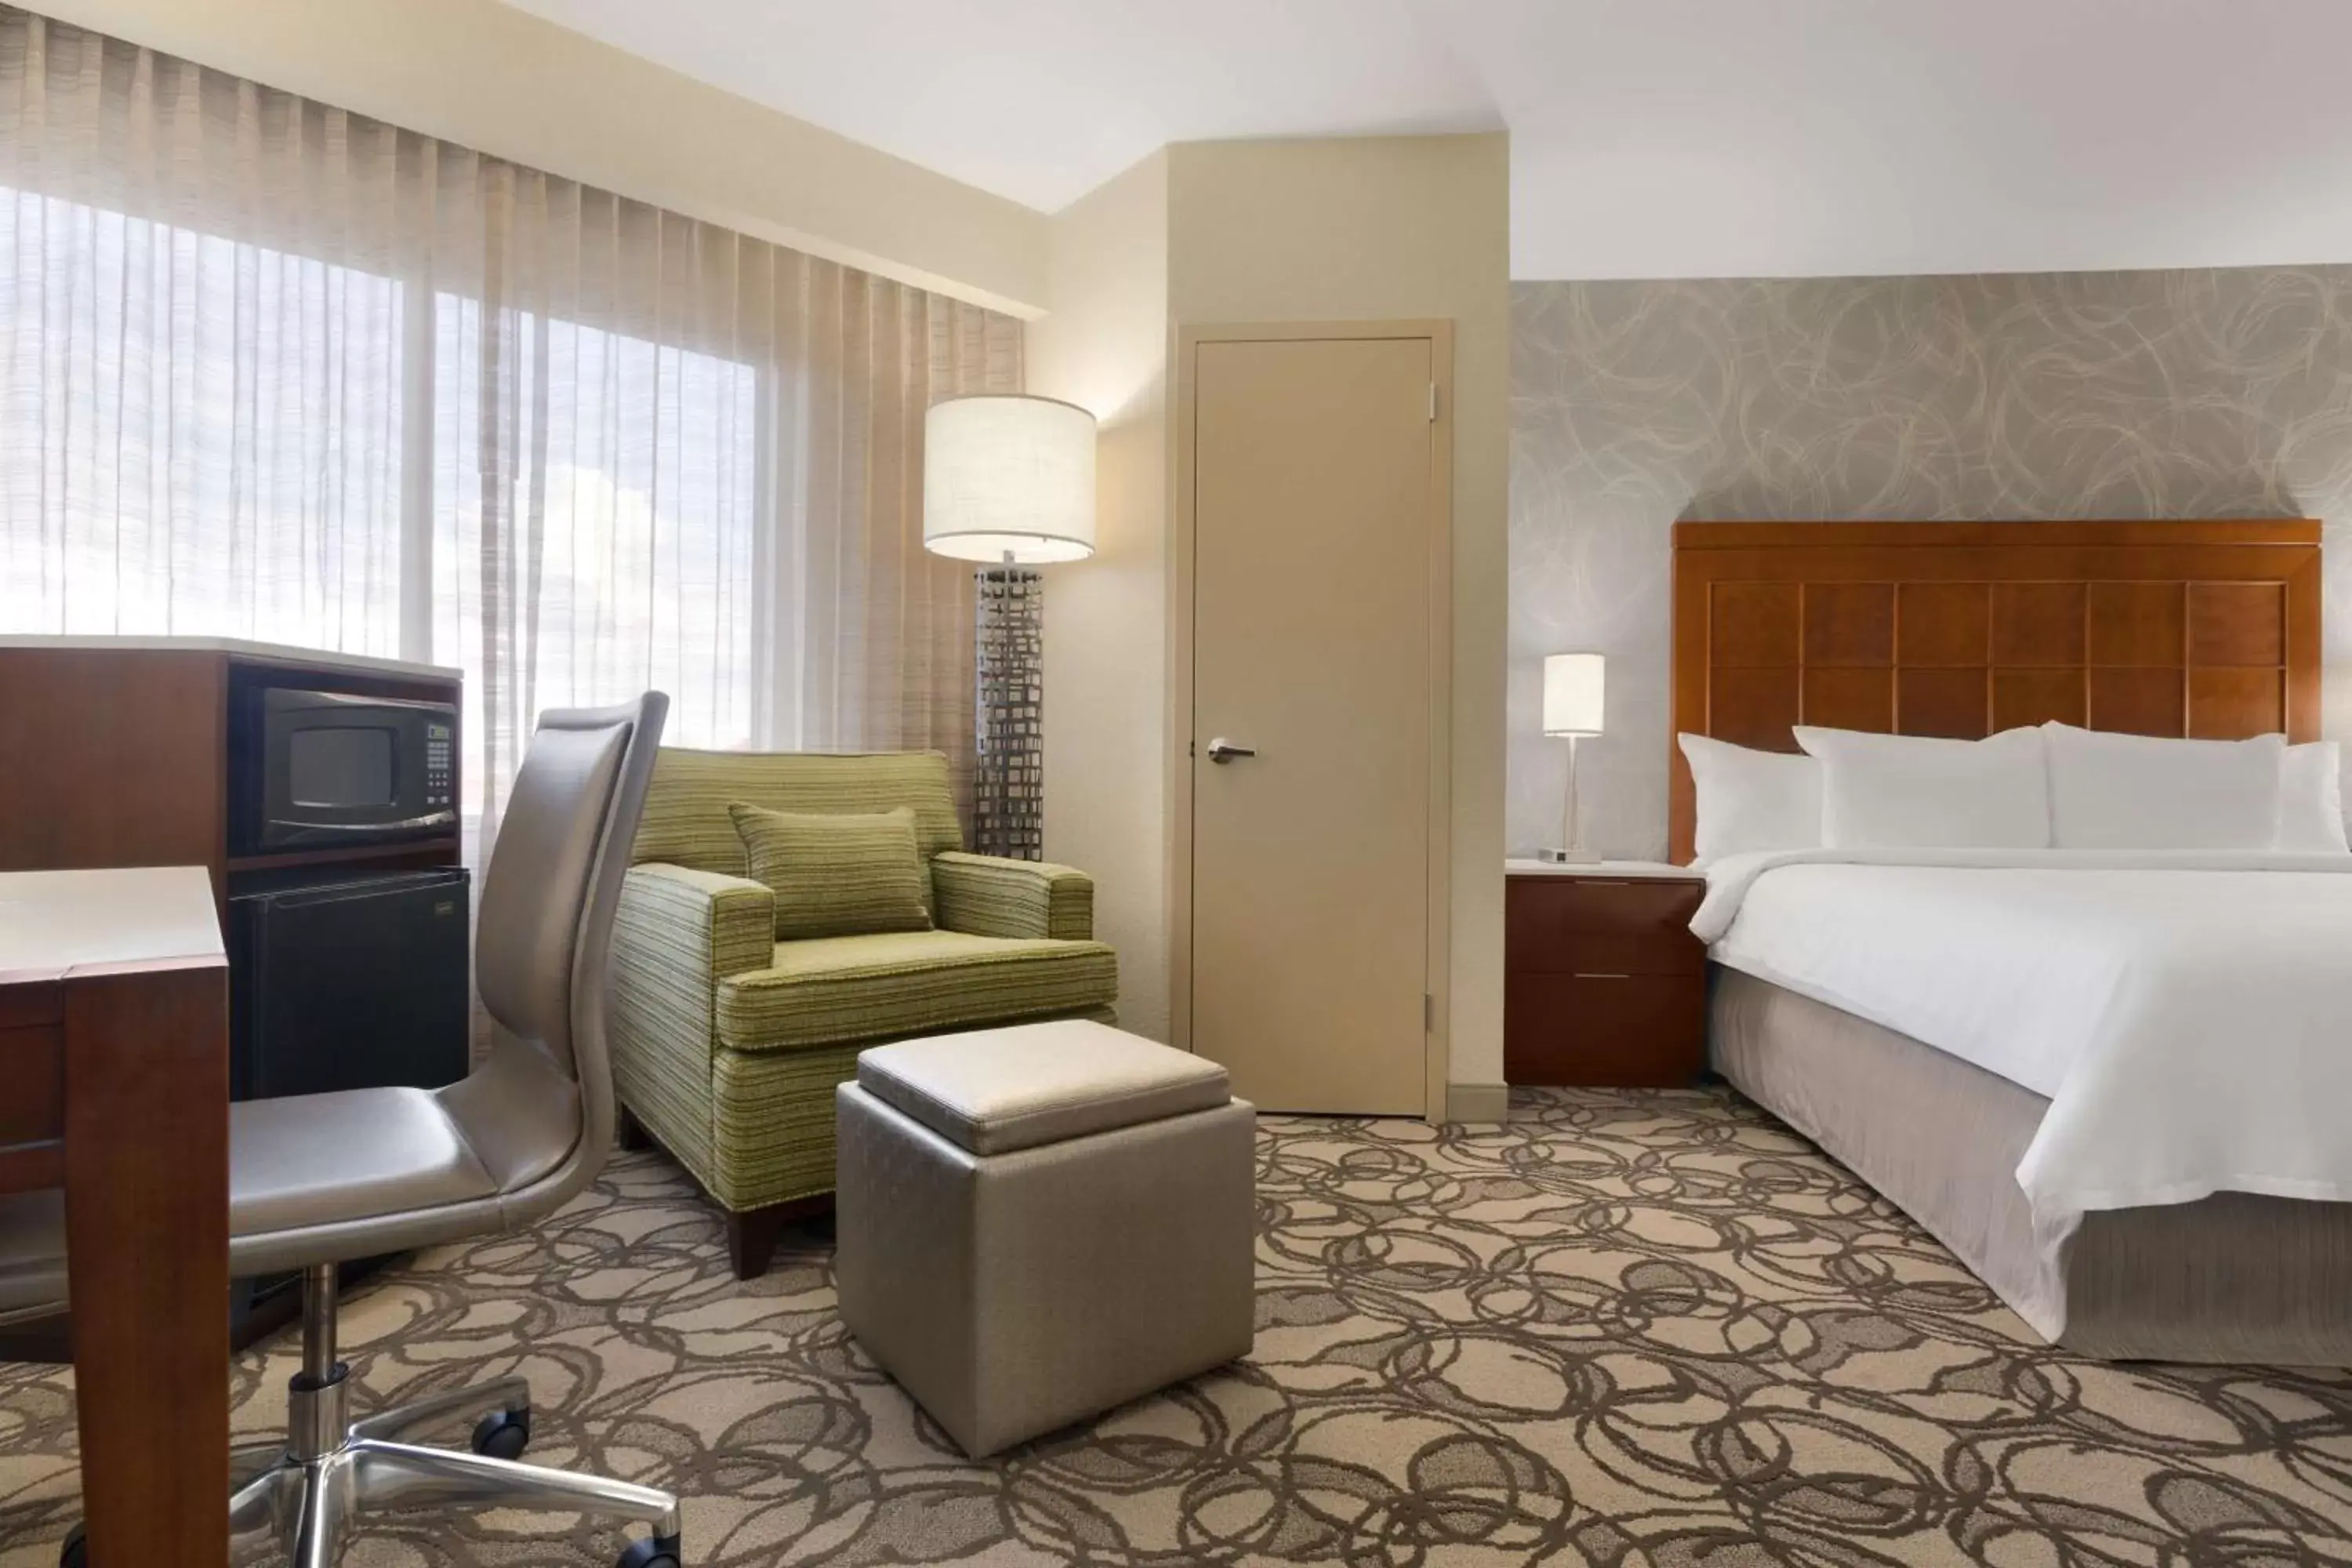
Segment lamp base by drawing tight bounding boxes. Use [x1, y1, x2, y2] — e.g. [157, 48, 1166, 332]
[974, 564, 1044, 860]
[1536, 848, 1601, 866]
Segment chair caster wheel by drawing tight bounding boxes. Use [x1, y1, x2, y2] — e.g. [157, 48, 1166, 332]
[617, 1534, 682, 1568]
[58, 1524, 86, 1568]
[470, 1406, 532, 1461]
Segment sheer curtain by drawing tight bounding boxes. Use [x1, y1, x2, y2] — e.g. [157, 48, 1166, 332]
[0, 8, 1018, 849]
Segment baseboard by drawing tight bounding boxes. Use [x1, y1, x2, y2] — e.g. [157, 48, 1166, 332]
[1442, 1081, 1510, 1125]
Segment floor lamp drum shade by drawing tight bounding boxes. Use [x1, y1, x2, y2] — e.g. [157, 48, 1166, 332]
[924, 394, 1098, 564]
[1543, 652, 1606, 737]
[923, 394, 1099, 860]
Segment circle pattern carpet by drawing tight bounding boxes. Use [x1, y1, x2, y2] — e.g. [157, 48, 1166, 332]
[4, 1087, 2350, 1566]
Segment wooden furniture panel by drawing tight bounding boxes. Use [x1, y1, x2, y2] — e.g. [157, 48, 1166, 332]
[1900, 583, 1991, 666]
[1, 867, 230, 1568]
[1504, 871, 1707, 1086]
[1896, 667, 1991, 739]
[1506, 975, 1705, 1088]
[1711, 582, 1801, 666]
[2088, 580, 2187, 666]
[1670, 520, 2323, 862]
[0, 984, 67, 1196]
[1991, 582, 2085, 665]
[1506, 877, 1707, 975]
[2190, 667, 2285, 738]
[0, 1024, 64, 1143]
[1993, 668, 2087, 731]
[1802, 667, 1893, 732]
[1708, 666, 1802, 751]
[1804, 582, 1894, 666]
[2089, 666, 2187, 735]
[62, 960, 230, 1568]
[0, 651, 223, 887]
[2191, 583, 2285, 666]
[0, 978, 63, 1029]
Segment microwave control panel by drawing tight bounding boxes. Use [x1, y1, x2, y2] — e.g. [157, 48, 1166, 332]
[426, 723, 453, 809]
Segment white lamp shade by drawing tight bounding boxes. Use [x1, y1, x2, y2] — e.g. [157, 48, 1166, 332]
[923, 394, 1097, 564]
[1543, 652, 1606, 736]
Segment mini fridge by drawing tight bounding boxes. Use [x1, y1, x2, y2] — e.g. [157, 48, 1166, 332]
[229, 866, 472, 1101]
[226, 865, 471, 1341]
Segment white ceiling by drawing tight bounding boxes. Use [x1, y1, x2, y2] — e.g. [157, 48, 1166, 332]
[501, 0, 2352, 281]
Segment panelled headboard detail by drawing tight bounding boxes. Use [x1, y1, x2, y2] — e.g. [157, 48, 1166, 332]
[1669, 520, 2324, 863]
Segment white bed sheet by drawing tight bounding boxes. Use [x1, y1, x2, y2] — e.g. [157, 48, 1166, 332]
[1695, 848, 2352, 1266]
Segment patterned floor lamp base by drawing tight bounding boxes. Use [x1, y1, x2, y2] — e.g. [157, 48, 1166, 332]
[974, 565, 1044, 859]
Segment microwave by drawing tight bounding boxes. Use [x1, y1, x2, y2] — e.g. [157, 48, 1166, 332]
[230, 686, 459, 853]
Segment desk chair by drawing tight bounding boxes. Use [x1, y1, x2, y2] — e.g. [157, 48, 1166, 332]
[0, 694, 683, 1568]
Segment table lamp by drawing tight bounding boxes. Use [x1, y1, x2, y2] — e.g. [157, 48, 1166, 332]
[924, 393, 1097, 859]
[1541, 652, 1605, 864]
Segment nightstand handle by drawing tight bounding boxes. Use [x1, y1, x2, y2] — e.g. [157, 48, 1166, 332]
[1573, 971, 1632, 980]
[1577, 879, 1631, 886]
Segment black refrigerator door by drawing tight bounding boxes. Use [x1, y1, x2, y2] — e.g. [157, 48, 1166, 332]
[234, 868, 471, 1101]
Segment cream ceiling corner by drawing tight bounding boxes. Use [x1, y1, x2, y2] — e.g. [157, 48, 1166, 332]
[499, 0, 2352, 282]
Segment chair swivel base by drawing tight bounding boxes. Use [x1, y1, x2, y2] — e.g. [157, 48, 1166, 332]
[60, 1266, 683, 1568]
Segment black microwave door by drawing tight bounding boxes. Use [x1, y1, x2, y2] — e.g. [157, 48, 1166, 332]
[256, 688, 457, 849]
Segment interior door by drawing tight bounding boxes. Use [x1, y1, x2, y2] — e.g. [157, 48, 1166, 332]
[1188, 333, 1436, 1115]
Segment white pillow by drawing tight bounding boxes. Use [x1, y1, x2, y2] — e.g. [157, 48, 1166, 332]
[1794, 726, 2051, 850]
[2042, 724, 2285, 850]
[2280, 741, 2350, 853]
[1679, 733, 1822, 862]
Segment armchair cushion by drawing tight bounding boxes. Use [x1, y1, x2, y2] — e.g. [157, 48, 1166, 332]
[716, 931, 1118, 1054]
[931, 852, 1094, 941]
[633, 749, 963, 877]
[729, 801, 933, 939]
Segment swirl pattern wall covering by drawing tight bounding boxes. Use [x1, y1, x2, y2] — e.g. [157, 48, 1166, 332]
[1511, 270, 2352, 858]
[5, 1091, 2350, 1566]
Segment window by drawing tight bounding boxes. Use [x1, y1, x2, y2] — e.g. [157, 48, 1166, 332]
[2, 10, 1021, 837]
[433, 295, 760, 815]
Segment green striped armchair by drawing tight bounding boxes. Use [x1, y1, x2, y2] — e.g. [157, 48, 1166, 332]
[608, 749, 1117, 1277]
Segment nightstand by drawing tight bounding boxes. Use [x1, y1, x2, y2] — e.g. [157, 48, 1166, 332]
[1504, 859, 1708, 1087]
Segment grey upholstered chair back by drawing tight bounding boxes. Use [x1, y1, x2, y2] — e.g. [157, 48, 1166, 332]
[448, 694, 667, 1215]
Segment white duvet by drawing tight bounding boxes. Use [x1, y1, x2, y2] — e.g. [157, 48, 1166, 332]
[1695, 848, 2352, 1308]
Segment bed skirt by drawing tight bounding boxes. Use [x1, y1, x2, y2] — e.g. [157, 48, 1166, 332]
[1709, 967, 2352, 1366]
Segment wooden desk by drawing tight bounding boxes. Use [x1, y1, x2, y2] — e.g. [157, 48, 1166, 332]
[1, 867, 229, 1568]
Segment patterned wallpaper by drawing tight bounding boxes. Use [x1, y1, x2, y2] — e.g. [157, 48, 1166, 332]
[1509, 268, 2352, 858]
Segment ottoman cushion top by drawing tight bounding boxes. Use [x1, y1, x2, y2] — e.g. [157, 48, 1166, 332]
[856, 1018, 1231, 1156]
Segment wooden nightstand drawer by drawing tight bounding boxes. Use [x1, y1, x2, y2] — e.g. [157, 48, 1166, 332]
[1505, 876, 1705, 975]
[1504, 971, 1704, 1087]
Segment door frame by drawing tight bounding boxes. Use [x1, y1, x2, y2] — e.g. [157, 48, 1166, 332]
[1167, 319, 1455, 1121]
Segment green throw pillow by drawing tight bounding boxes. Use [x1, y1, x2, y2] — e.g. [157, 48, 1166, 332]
[728, 802, 933, 942]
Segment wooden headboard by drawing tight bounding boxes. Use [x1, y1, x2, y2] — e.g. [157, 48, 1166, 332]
[1669, 520, 2324, 863]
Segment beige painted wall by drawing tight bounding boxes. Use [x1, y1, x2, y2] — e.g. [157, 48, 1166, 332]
[1029, 152, 1174, 1040]
[1163, 133, 1511, 1108]
[37, 0, 1050, 316]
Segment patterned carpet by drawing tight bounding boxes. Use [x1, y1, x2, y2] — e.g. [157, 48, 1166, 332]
[5, 1087, 2351, 1566]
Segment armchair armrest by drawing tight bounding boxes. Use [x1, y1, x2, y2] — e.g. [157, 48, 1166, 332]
[615, 863, 775, 983]
[608, 863, 775, 1185]
[932, 851, 1095, 941]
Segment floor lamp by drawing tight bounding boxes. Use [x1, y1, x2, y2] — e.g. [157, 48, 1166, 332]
[1539, 652, 1605, 864]
[923, 394, 1098, 860]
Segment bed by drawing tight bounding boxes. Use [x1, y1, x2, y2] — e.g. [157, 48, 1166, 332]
[1670, 519, 2352, 1364]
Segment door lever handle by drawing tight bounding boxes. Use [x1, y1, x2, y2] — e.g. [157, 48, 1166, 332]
[1206, 738, 1257, 764]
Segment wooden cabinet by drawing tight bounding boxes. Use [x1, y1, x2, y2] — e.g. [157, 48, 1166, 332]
[0, 639, 463, 907]
[1504, 865, 1707, 1087]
